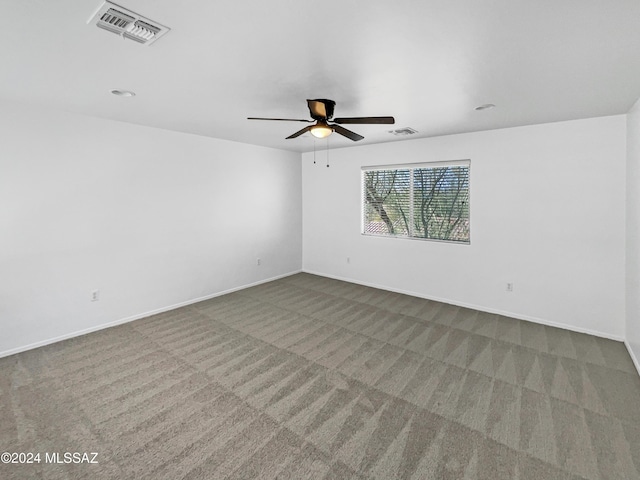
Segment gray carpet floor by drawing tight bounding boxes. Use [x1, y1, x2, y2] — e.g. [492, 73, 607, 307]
[1, 273, 639, 479]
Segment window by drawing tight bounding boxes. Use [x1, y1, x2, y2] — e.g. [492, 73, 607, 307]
[362, 160, 470, 243]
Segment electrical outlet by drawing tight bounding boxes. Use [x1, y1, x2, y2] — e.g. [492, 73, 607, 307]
[91, 289, 100, 302]
[257, 258, 261, 266]
[347, 257, 350, 264]
[506, 283, 513, 292]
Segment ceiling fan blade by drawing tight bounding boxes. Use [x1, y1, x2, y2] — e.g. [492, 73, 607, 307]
[307, 99, 335, 120]
[332, 124, 364, 141]
[247, 117, 312, 122]
[333, 116, 395, 124]
[286, 125, 312, 139]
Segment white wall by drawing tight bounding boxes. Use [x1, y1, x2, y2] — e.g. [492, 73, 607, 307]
[0, 101, 629, 356]
[0, 100, 302, 357]
[302, 116, 627, 339]
[627, 99, 640, 368]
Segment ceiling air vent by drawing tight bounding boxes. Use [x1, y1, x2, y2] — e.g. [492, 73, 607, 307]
[389, 127, 418, 136]
[88, 1, 170, 46]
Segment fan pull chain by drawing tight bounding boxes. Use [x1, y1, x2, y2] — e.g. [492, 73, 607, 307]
[313, 139, 316, 164]
[326, 137, 330, 168]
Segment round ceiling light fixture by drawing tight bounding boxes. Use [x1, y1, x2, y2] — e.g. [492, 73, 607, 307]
[110, 89, 136, 97]
[475, 103, 495, 111]
[310, 124, 333, 139]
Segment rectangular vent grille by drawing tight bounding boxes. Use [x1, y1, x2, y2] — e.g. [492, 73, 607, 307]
[389, 127, 418, 136]
[89, 1, 169, 46]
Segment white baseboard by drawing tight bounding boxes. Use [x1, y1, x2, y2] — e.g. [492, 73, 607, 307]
[0, 270, 302, 360]
[3, 268, 628, 360]
[625, 340, 640, 376]
[302, 269, 625, 342]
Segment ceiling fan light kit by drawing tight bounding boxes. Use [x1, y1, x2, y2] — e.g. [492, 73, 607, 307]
[310, 124, 333, 139]
[248, 99, 395, 142]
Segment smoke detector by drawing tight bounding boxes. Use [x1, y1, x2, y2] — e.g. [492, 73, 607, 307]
[88, 1, 170, 46]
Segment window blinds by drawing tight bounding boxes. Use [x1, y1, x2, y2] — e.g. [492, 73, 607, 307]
[362, 161, 470, 243]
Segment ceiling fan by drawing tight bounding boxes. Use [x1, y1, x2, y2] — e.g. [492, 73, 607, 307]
[248, 99, 395, 141]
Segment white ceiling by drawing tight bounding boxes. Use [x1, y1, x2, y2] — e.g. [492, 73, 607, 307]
[3, 0, 640, 153]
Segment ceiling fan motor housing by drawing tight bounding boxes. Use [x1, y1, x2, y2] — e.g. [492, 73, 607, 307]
[308, 99, 335, 120]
